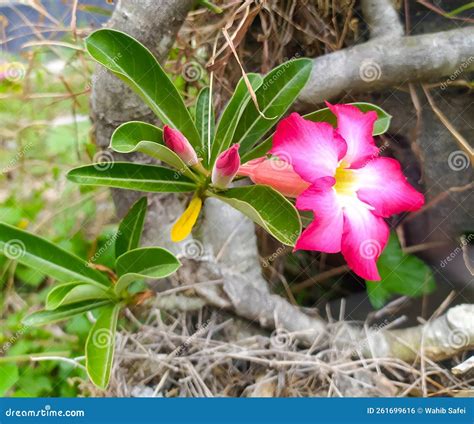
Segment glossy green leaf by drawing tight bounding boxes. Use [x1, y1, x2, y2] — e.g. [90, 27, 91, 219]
[0, 223, 109, 286]
[46, 282, 114, 311]
[232, 59, 312, 156]
[304, 102, 391, 135]
[366, 234, 436, 309]
[243, 102, 392, 162]
[86, 303, 121, 389]
[67, 163, 197, 193]
[111, 121, 162, 149]
[195, 87, 215, 166]
[211, 73, 263, 166]
[23, 300, 112, 326]
[208, 185, 301, 246]
[0, 364, 19, 396]
[115, 247, 181, 295]
[110, 122, 198, 181]
[115, 197, 147, 259]
[85, 29, 200, 147]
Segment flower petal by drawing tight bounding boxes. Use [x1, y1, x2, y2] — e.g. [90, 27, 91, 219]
[326, 102, 379, 167]
[171, 197, 202, 242]
[354, 157, 425, 217]
[295, 186, 343, 253]
[212, 144, 241, 189]
[270, 112, 347, 183]
[340, 198, 390, 280]
[237, 157, 310, 198]
[163, 125, 199, 166]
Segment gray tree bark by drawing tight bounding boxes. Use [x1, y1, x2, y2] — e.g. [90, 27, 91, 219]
[297, 27, 474, 109]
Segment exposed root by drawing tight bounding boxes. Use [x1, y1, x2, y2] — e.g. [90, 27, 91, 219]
[80, 301, 473, 397]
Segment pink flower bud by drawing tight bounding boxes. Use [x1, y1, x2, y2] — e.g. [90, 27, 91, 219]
[163, 125, 199, 166]
[238, 157, 310, 198]
[211, 144, 241, 189]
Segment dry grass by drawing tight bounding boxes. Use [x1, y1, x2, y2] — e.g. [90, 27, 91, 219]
[80, 298, 473, 398]
[174, 0, 360, 112]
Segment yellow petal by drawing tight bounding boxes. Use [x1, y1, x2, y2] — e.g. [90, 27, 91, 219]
[170, 197, 203, 242]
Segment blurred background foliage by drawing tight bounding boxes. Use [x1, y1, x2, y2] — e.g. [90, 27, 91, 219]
[0, 1, 116, 396]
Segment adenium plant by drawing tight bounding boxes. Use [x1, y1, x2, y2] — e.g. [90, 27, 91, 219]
[68, 28, 422, 279]
[0, 197, 181, 389]
[0, 28, 428, 391]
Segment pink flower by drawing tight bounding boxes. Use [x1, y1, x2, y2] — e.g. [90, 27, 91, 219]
[212, 144, 241, 189]
[238, 157, 310, 198]
[163, 125, 199, 166]
[239, 103, 424, 280]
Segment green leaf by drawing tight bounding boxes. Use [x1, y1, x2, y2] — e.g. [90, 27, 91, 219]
[243, 102, 392, 162]
[115, 247, 181, 295]
[111, 121, 163, 149]
[198, 0, 223, 13]
[0, 223, 110, 286]
[115, 197, 147, 259]
[195, 87, 215, 166]
[110, 122, 198, 181]
[23, 300, 112, 326]
[232, 58, 312, 156]
[208, 185, 301, 246]
[85, 29, 200, 147]
[304, 102, 392, 136]
[86, 303, 121, 389]
[366, 234, 436, 309]
[46, 282, 114, 311]
[211, 73, 263, 166]
[67, 163, 197, 193]
[0, 364, 19, 396]
[445, 2, 474, 17]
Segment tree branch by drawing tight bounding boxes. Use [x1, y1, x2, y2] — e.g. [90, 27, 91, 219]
[337, 304, 474, 362]
[297, 27, 474, 108]
[361, 0, 403, 39]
